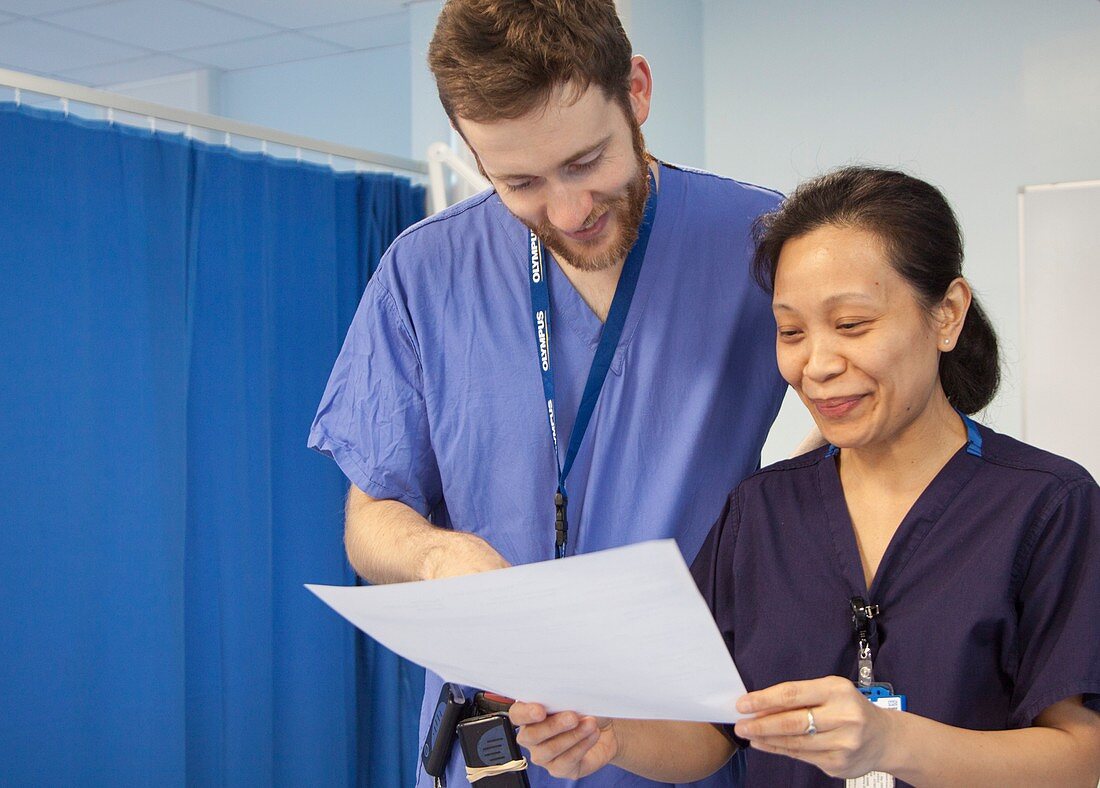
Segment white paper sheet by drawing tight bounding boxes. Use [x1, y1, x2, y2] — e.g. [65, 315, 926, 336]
[306, 539, 747, 722]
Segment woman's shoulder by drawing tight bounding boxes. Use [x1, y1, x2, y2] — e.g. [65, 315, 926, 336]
[735, 445, 833, 497]
[975, 421, 1096, 489]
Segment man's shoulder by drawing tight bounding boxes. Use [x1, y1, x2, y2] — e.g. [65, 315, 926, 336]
[662, 162, 783, 214]
[392, 188, 504, 246]
[374, 189, 515, 288]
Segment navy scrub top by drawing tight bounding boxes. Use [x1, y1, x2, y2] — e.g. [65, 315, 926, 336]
[691, 419, 1100, 787]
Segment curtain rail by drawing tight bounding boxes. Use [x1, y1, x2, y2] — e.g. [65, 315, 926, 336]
[0, 67, 428, 177]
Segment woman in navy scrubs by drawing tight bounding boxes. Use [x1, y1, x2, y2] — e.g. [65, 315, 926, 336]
[512, 168, 1100, 786]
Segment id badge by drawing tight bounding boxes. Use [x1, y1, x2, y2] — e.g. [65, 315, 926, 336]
[845, 683, 906, 788]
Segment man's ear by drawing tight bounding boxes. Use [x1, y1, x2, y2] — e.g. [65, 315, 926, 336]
[626, 55, 653, 126]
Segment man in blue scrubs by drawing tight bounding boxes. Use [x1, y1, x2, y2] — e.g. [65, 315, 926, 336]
[308, 1, 786, 785]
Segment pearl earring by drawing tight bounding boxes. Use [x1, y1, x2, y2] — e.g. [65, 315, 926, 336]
[943, 339, 950, 345]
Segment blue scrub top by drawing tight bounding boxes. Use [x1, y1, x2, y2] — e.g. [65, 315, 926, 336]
[310, 163, 787, 787]
[692, 420, 1100, 787]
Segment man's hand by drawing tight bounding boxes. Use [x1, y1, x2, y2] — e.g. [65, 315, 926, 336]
[422, 530, 511, 580]
[511, 702, 618, 779]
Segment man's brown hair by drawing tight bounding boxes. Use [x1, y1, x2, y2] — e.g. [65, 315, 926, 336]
[428, 0, 634, 123]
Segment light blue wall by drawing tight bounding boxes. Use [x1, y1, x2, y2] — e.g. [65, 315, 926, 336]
[409, 0, 451, 161]
[629, 0, 705, 168]
[700, 0, 1100, 460]
[219, 45, 412, 159]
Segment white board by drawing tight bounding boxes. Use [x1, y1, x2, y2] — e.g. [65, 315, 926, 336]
[1019, 181, 1100, 480]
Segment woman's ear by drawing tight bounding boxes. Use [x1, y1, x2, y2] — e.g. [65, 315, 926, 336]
[937, 277, 972, 350]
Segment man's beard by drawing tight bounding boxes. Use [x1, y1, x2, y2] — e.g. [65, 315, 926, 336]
[528, 120, 650, 273]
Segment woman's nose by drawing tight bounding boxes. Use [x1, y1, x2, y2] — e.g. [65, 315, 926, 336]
[803, 337, 845, 382]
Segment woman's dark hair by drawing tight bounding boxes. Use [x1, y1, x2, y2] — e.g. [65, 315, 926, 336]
[752, 166, 1000, 414]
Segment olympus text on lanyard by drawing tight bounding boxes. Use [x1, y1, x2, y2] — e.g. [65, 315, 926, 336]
[528, 170, 658, 559]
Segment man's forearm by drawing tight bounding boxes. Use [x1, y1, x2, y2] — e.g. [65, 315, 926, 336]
[612, 719, 734, 782]
[344, 486, 510, 584]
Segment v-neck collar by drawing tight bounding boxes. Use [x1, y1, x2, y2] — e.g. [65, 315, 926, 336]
[816, 435, 983, 603]
[494, 162, 671, 375]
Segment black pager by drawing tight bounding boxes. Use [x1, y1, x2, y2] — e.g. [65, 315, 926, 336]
[422, 683, 468, 784]
[457, 712, 530, 787]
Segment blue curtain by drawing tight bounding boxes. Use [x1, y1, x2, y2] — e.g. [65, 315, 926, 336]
[0, 103, 425, 786]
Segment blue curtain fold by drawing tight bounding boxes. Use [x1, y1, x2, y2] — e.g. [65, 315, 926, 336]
[0, 103, 425, 786]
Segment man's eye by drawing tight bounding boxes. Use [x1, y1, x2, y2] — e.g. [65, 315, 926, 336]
[778, 328, 802, 339]
[570, 155, 602, 174]
[503, 180, 533, 193]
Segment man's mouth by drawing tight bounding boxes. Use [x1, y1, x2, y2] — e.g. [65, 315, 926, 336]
[562, 209, 611, 242]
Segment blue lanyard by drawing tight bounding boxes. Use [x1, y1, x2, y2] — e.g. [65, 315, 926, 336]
[528, 172, 658, 558]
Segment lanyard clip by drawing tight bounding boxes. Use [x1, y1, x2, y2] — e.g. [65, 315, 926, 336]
[554, 491, 568, 559]
[850, 597, 881, 687]
[850, 597, 880, 636]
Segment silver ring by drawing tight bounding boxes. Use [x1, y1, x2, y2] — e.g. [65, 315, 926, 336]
[804, 708, 817, 736]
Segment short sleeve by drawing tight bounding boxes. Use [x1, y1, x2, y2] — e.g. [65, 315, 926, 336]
[690, 490, 747, 747]
[1010, 477, 1100, 726]
[690, 491, 738, 623]
[307, 278, 442, 517]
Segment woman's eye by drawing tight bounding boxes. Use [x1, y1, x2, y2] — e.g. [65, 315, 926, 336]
[838, 321, 866, 331]
[778, 328, 802, 339]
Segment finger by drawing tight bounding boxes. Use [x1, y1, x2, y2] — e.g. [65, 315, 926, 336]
[515, 710, 581, 749]
[750, 728, 844, 756]
[544, 725, 606, 778]
[735, 707, 830, 739]
[518, 712, 595, 759]
[736, 677, 840, 715]
[526, 717, 600, 766]
[749, 734, 836, 771]
[509, 701, 547, 727]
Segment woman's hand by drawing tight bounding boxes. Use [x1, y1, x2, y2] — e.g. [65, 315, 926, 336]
[510, 702, 618, 779]
[733, 676, 896, 779]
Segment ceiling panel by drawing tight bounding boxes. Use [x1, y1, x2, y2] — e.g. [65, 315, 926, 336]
[0, 0, 116, 15]
[0, 19, 145, 73]
[58, 53, 202, 85]
[45, 0, 280, 51]
[179, 31, 345, 71]
[198, 0, 408, 29]
[0, 0, 416, 89]
[305, 12, 407, 50]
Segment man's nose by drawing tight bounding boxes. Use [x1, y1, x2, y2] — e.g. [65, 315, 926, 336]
[545, 183, 594, 233]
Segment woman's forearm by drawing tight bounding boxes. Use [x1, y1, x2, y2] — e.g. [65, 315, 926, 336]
[881, 699, 1100, 787]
